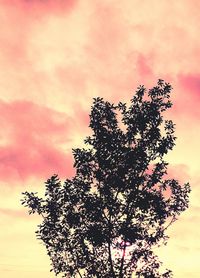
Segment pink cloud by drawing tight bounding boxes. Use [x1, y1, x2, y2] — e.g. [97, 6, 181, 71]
[0, 100, 90, 182]
[136, 54, 153, 79]
[0, 143, 75, 182]
[178, 74, 200, 99]
[0, 0, 195, 118]
[0, 0, 82, 108]
[2, 0, 77, 17]
[0, 0, 78, 65]
[0, 0, 197, 183]
[169, 74, 200, 120]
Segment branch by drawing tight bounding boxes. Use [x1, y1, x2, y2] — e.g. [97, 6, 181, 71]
[108, 210, 116, 277]
[119, 238, 127, 278]
[108, 240, 116, 278]
[67, 241, 83, 278]
[162, 215, 177, 232]
[41, 213, 83, 278]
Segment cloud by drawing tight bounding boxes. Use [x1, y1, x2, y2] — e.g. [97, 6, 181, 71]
[178, 73, 200, 98]
[0, 1, 199, 277]
[2, 0, 77, 17]
[1, 0, 200, 116]
[0, 100, 89, 182]
[164, 73, 200, 124]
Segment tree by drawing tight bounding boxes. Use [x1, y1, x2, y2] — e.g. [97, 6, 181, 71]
[21, 80, 190, 278]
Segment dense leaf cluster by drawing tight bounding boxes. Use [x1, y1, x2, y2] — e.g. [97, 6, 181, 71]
[22, 80, 190, 277]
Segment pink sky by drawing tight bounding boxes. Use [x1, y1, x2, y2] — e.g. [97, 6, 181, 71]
[0, 1, 200, 277]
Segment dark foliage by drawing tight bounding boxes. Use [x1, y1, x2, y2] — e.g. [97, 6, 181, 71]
[21, 80, 190, 277]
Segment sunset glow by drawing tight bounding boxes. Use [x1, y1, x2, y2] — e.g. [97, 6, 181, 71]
[1, 1, 200, 277]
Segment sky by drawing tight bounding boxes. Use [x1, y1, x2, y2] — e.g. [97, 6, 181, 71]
[0, 0, 200, 277]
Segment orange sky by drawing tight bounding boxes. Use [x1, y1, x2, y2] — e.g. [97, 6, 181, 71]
[0, 1, 200, 277]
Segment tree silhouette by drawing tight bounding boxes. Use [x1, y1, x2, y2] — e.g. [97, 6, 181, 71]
[22, 80, 190, 277]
